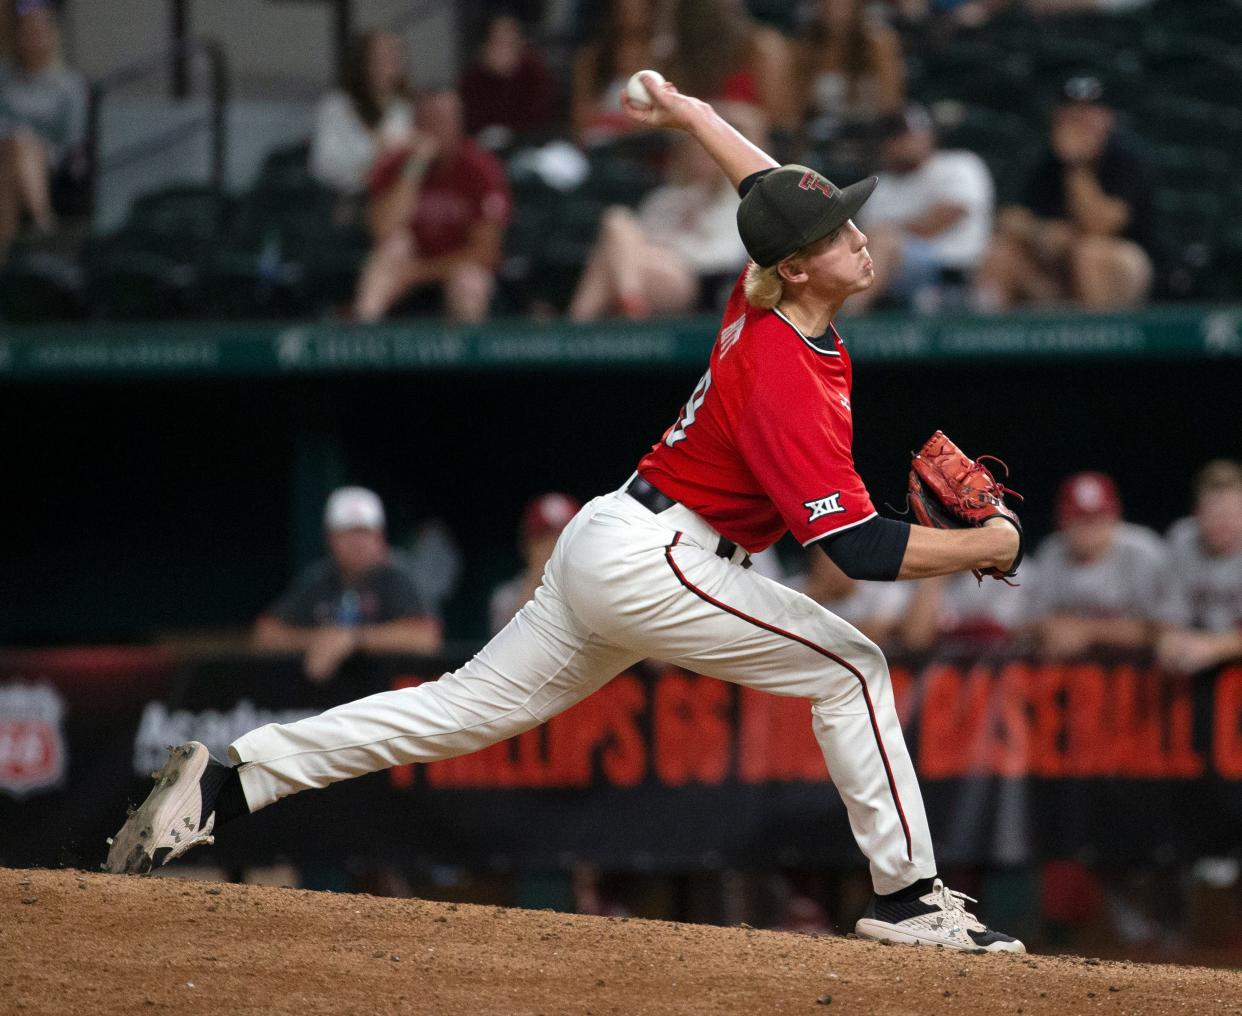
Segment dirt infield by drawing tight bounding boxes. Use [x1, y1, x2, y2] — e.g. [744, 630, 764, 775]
[2, 868, 1239, 1015]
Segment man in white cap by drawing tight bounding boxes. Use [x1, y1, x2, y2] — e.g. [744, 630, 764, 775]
[253, 486, 443, 681]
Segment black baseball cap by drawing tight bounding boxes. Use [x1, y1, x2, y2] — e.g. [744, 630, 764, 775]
[737, 165, 878, 268]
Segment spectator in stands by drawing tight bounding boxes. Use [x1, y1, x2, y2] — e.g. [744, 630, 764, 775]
[975, 74, 1155, 310]
[796, 0, 905, 134]
[490, 492, 581, 635]
[571, 0, 662, 146]
[309, 31, 414, 198]
[354, 88, 511, 323]
[852, 104, 994, 313]
[797, 550, 912, 648]
[0, 2, 88, 260]
[1028, 472, 1175, 657]
[567, 105, 760, 321]
[254, 486, 442, 682]
[663, 0, 800, 130]
[1157, 460, 1242, 674]
[460, 11, 556, 144]
[901, 570, 1033, 652]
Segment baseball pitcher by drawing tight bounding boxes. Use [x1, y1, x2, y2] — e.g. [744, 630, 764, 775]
[107, 74, 1025, 953]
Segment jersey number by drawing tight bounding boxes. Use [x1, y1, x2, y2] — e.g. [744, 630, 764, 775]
[665, 369, 712, 448]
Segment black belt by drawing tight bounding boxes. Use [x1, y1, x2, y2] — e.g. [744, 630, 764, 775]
[624, 475, 751, 568]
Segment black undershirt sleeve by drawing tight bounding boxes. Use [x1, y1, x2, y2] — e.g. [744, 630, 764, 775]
[817, 515, 911, 582]
[738, 168, 776, 198]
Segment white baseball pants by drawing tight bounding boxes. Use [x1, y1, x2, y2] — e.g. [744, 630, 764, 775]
[230, 488, 936, 894]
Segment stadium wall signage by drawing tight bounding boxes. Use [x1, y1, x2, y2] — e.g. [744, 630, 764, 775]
[1, 649, 1239, 871]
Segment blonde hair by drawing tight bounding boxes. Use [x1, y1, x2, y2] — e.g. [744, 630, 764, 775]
[743, 232, 832, 309]
[743, 261, 784, 309]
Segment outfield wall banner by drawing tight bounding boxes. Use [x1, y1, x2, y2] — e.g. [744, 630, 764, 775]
[2, 648, 1240, 872]
[1, 306, 1240, 380]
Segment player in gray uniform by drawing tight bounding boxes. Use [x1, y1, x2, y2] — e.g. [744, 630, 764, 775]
[1029, 471, 1178, 657]
[1157, 460, 1242, 673]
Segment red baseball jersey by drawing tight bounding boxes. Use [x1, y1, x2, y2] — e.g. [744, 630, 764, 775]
[637, 271, 876, 553]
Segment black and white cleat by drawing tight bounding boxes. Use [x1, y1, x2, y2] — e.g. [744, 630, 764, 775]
[856, 879, 1026, 953]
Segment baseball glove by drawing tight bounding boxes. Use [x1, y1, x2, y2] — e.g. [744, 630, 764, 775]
[907, 430, 1024, 582]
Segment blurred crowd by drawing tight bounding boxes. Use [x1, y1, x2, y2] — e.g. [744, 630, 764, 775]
[2, 0, 1239, 320]
[261, 458, 1242, 682]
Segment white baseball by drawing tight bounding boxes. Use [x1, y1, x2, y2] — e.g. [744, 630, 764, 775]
[625, 69, 666, 109]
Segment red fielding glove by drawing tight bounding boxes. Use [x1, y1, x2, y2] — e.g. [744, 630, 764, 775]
[907, 430, 1024, 582]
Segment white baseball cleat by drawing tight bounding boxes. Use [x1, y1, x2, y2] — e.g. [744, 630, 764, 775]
[104, 741, 218, 875]
[855, 879, 1026, 953]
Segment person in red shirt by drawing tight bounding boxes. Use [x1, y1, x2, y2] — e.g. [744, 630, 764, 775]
[108, 74, 1024, 955]
[459, 12, 555, 139]
[354, 88, 512, 323]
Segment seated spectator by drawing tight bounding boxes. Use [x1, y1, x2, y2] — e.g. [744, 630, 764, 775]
[490, 492, 581, 635]
[796, 0, 905, 136]
[253, 486, 443, 682]
[664, 0, 800, 130]
[460, 11, 555, 143]
[0, 2, 88, 260]
[355, 89, 511, 323]
[567, 108, 758, 321]
[1157, 460, 1242, 674]
[975, 74, 1154, 310]
[901, 569, 1033, 652]
[852, 104, 994, 313]
[1028, 472, 1175, 657]
[796, 549, 911, 648]
[571, 0, 662, 146]
[309, 31, 414, 198]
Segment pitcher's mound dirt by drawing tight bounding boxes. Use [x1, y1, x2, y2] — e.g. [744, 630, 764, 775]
[1, 867, 1239, 1015]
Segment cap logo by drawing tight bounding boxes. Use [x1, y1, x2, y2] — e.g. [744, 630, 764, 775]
[797, 171, 835, 200]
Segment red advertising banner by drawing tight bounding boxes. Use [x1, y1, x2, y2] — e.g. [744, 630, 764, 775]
[1, 648, 1239, 871]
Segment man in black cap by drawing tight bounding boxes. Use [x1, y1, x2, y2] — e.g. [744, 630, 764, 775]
[976, 73, 1155, 310]
[108, 72, 1026, 955]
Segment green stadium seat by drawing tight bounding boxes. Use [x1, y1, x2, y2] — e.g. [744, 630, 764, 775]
[192, 183, 339, 318]
[1151, 189, 1226, 299]
[914, 55, 1036, 120]
[1143, 46, 1242, 107]
[581, 152, 662, 208]
[85, 232, 200, 320]
[1034, 11, 1145, 51]
[1150, 144, 1233, 191]
[931, 105, 1041, 206]
[1144, 0, 1242, 46]
[1141, 97, 1242, 158]
[125, 184, 231, 242]
[1208, 232, 1242, 300]
[253, 140, 315, 192]
[0, 241, 85, 322]
[523, 196, 608, 311]
[82, 184, 231, 320]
